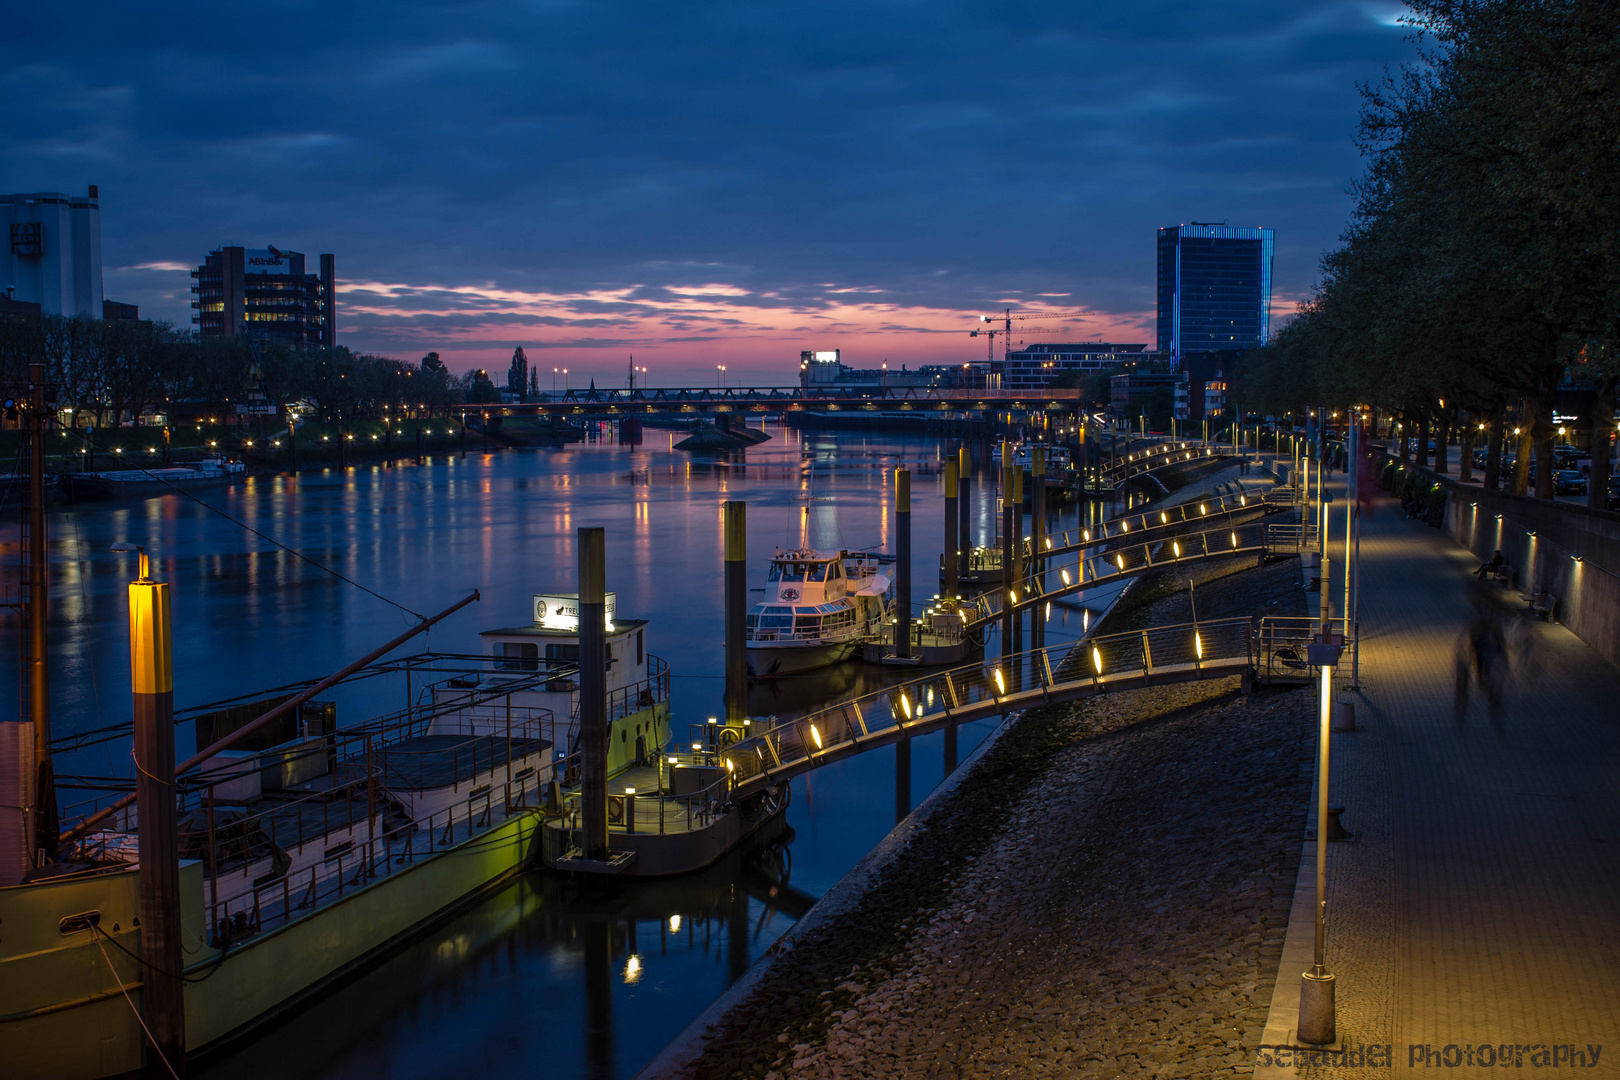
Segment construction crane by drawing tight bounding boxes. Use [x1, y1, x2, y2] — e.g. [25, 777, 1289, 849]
[968, 308, 1091, 362]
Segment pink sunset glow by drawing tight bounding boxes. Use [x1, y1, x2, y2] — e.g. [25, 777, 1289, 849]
[336, 276, 1157, 385]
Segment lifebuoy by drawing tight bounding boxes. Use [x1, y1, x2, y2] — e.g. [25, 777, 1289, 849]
[718, 726, 742, 747]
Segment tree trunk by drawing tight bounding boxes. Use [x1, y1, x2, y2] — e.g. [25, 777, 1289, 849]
[1589, 377, 1615, 511]
[1511, 400, 1534, 496]
[1417, 411, 1431, 468]
[1532, 397, 1555, 500]
[1457, 410, 1473, 483]
[1484, 418, 1503, 490]
[1398, 412, 1411, 461]
[1445, 404, 1458, 472]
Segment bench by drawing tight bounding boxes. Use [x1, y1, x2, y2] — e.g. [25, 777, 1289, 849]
[1519, 590, 1557, 621]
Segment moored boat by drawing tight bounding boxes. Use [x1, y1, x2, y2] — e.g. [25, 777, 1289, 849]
[745, 549, 892, 677]
[60, 456, 245, 500]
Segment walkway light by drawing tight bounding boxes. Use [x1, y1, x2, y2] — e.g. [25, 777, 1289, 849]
[1060, 568, 1071, 586]
[898, 691, 911, 718]
[1116, 554, 1126, 571]
[1091, 647, 1103, 675]
[809, 724, 822, 749]
[1161, 512, 1168, 524]
[1199, 504, 1207, 515]
[1231, 532, 1238, 548]
[1195, 631, 1203, 660]
[1082, 529, 1090, 542]
[992, 668, 1006, 695]
[1173, 541, 1181, 558]
[1120, 521, 1128, 532]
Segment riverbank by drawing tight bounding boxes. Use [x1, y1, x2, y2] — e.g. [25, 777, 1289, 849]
[647, 477, 1315, 1077]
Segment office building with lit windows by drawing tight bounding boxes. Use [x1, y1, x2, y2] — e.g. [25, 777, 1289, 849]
[192, 246, 335, 346]
[1156, 223, 1273, 418]
[1000, 342, 1152, 390]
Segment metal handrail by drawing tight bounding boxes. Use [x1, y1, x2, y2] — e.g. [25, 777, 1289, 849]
[721, 616, 1255, 792]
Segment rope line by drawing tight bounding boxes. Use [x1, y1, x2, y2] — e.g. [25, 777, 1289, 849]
[92, 929, 181, 1080]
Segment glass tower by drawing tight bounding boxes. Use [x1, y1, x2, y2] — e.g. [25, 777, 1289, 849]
[1156, 224, 1274, 371]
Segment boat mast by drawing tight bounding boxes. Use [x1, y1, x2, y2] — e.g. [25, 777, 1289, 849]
[24, 362, 57, 863]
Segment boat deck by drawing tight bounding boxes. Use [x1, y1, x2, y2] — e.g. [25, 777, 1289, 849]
[556, 762, 735, 836]
[369, 733, 553, 790]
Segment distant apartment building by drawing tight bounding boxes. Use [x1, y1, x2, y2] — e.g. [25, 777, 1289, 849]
[1157, 223, 1274, 418]
[1000, 343, 1152, 391]
[2, 186, 104, 317]
[797, 350, 970, 390]
[192, 246, 335, 346]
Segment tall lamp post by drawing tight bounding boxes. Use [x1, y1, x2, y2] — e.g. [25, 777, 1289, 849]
[1300, 568, 1344, 1046]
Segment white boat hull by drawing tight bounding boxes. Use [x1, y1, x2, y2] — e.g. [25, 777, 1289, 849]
[746, 640, 860, 677]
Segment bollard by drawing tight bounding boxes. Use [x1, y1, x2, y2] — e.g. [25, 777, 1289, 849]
[579, 528, 609, 860]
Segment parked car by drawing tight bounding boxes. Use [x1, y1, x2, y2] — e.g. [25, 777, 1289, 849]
[1554, 470, 1588, 496]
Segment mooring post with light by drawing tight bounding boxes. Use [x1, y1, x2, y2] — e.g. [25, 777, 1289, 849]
[895, 469, 912, 660]
[957, 446, 971, 581]
[943, 456, 959, 598]
[579, 527, 609, 861]
[1031, 447, 1046, 653]
[1010, 463, 1024, 659]
[724, 501, 748, 727]
[122, 545, 187, 1077]
[1299, 559, 1342, 1046]
[1000, 457, 1015, 663]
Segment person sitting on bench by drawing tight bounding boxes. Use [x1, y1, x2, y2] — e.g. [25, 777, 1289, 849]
[1475, 549, 1505, 580]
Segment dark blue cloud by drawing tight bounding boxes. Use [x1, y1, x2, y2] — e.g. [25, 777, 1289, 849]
[1, 1, 1415, 371]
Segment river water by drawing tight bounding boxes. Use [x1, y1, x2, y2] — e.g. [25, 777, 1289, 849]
[3, 422, 1124, 1079]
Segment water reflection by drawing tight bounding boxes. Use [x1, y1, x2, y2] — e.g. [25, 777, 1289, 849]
[5, 423, 1141, 1077]
[201, 825, 808, 1080]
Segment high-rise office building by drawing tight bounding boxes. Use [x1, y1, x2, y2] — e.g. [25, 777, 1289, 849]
[192, 245, 335, 346]
[2, 186, 104, 317]
[1156, 223, 1274, 417]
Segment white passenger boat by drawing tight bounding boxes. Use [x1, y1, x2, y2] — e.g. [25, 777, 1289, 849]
[745, 549, 892, 677]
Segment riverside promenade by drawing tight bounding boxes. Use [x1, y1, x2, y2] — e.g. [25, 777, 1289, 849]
[1259, 475, 1620, 1077]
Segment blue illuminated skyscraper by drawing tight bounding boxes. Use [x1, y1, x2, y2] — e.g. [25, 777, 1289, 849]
[1156, 223, 1274, 370]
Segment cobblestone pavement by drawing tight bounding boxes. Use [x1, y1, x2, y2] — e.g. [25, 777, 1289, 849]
[663, 555, 1317, 1080]
[1297, 489, 1620, 1078]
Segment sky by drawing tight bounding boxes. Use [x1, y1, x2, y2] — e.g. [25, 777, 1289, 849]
[2, 1, 1415, 386]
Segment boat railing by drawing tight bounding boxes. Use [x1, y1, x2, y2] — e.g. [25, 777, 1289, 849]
[567, 658, 672, 726]
[202, 767, 547, 949]
[556, 755, 737, 838]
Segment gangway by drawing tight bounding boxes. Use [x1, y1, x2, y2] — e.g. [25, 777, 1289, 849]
[722, 617, 1258, 796]
[964, 518, 1291, 632]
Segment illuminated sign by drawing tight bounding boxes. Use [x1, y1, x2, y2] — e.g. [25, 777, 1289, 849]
[245, 248, 293, 275]
[533, 592, 616, 631]
[812, 351, 840, 363]
[10, 223, 42, 257]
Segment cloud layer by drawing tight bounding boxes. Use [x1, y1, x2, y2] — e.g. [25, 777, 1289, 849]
[2, 1, 1413, 383]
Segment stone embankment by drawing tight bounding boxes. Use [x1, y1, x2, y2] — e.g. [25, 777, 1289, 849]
[662, 554, 1313, 1079]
